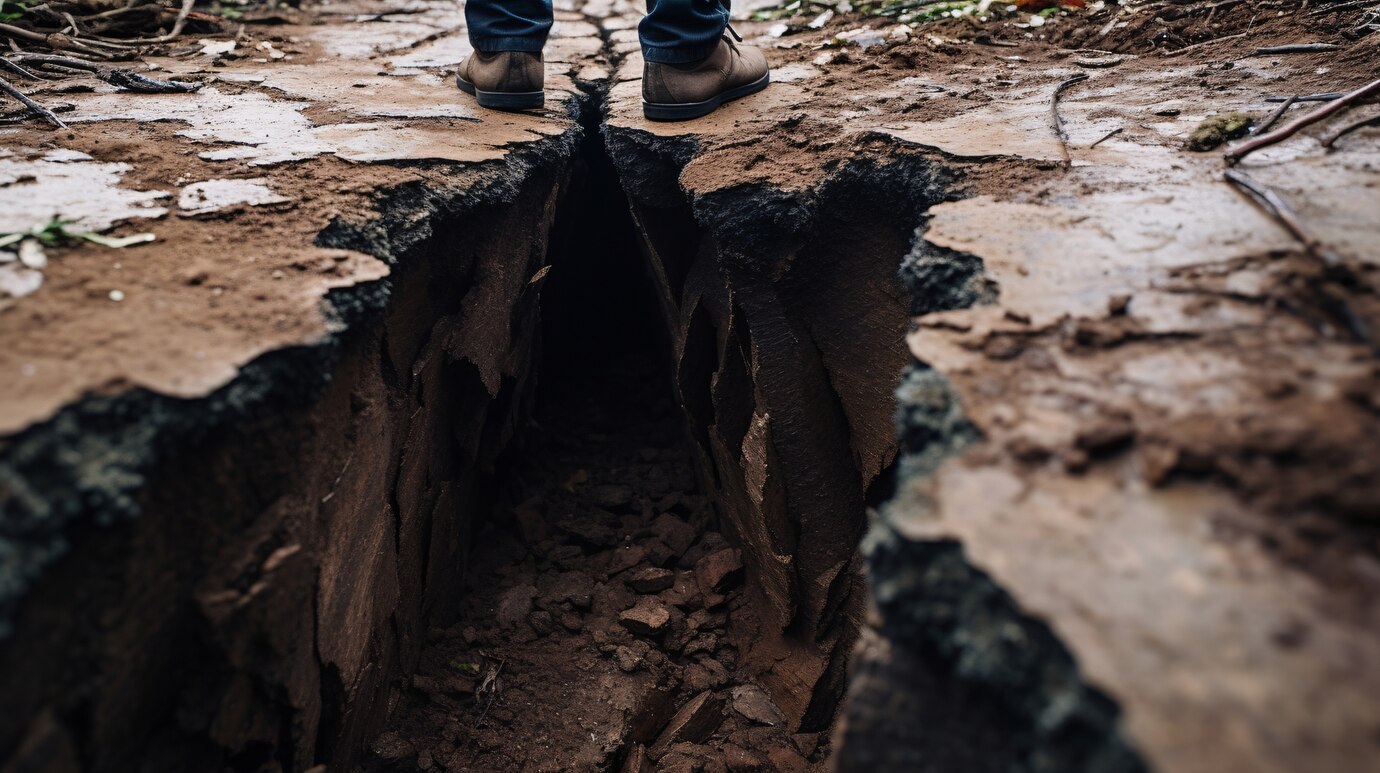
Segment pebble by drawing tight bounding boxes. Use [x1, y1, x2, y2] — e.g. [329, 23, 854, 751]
[618, 597, 671, 637]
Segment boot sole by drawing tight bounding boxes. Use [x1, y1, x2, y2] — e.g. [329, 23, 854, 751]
[642, 71, 770, 122]
[456, 74, 545, 111]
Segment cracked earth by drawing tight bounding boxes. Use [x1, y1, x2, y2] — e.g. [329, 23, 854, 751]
[1, 1, 1378, 771]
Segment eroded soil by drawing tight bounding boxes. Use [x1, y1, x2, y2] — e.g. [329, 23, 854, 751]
[358, 346, 825, 773]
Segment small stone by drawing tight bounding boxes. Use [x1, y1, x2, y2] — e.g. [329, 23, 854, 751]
[558, 514, 618, 548]
[559, 611, 584, 633]
[416, 748, 433, 770]
[528, 610, 557, 637]
[614, 645, 643, 673]
[695, 548, 744, 597]
[659, 572, 703, 611]
[682, 633, 717, 657]
[588, 483, 634, 509]
[548, 544, 585, 567]
[649, 514, 697, 557]
[723, 743, 767, 771]
[496, 584, 537, 629]
[619, 598, 671, 637]
[606, 544, 648, 577]
[108, 289, 125, 302]
[649, 692, 726, 757]
[766, 745, 808, 770]
[370, 731, 414, 760]
[512, 498, 548, 544]
[730, 685, 786, 727]
[625, 566, 675, 594]
[542, 571, 594, 610]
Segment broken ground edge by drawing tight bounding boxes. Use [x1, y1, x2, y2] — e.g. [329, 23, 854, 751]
[836, 235, 1149, 772]
[0, 128, 581, 637]
[0, 116, 585, 770]
[603, 123, 967, 735]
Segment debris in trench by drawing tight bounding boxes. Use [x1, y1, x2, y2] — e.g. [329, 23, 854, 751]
[358, 359, 825, 772]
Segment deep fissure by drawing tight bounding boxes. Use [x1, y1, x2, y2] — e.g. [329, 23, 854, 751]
[356, 96, 868, 770]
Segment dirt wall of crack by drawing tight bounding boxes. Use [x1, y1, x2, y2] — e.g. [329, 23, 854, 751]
[833, 238, 1149, 772]
[601, 129, 957, 734]
[0, 138, 577, 773]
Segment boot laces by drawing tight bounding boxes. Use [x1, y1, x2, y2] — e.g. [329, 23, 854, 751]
[724, 23, 743, 43]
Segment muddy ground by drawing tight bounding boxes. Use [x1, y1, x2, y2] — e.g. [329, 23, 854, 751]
[2, 0, 1379, 771]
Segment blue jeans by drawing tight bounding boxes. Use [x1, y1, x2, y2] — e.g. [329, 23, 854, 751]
[466, 0, 729, 64]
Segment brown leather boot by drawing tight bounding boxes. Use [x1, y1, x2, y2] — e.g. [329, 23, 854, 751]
[642, 31, 769, 121]
[457, 50, 545, 111]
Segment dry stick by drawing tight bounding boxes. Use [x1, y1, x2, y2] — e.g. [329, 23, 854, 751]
[1250, 42, 1342, 55]
[1224, 169, 1373, 346]
[1161, 31, 1247, 56]
[1089, 126, 1123, 148]
[12, 51, 201, 92]
[1322, 113, 1380, 147]
[0, 56, 42, 80]
[1306, 0, 1380, 16]
[1050, 73, 1089, 169]
[0, 22, 50, 44]
[1225, 77, 1380, 164]
[1251, 94, 1296, 136]
[1266, 92, 1344, 102]
[0, 73, 66, 127]
[1224, 170, 1337, 266]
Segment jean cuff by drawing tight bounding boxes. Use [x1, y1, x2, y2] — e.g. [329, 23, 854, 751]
[469, 35, 547, 53]
[641, 35, 723, 64]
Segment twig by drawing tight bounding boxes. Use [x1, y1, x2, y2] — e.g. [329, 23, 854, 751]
[1050, 73, 1089, 169]
[11, 52, 202, 92]
[1251, 95, 1296, 136]
[1223, 170, 1336, 266]
[0, 22, 49, 44]
[0, 73, 66, 127]
[0, 56, 42, 80]
[1223, 169, 1373, 346]
[1250, 42, 1342, 55]
[1160, 31, 1247, 56]
[1089, 126, 1123, 148]
[1225, 77, 1380, 164]
[138, 0, 195, 43]
[1306, 0, 1379, 17]
[1322, 113, 1380, 147]
[1265, 92, 1345, 102]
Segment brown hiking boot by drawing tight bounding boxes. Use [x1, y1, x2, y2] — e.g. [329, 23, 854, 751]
[457, 50, 545, 111]
[642, 31, 769, 121]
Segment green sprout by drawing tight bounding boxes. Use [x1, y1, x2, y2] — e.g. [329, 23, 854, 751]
[0, 218, 156, 250]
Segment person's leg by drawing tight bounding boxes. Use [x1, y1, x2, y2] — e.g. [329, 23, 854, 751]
[466, 0, 553, 53]
[639, 0, 729, 64]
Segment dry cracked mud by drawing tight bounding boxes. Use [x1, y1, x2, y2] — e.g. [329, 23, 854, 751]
[1, 0, 1378, 771]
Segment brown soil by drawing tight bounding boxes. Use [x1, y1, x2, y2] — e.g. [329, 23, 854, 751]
[356, 353, 825, 772]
